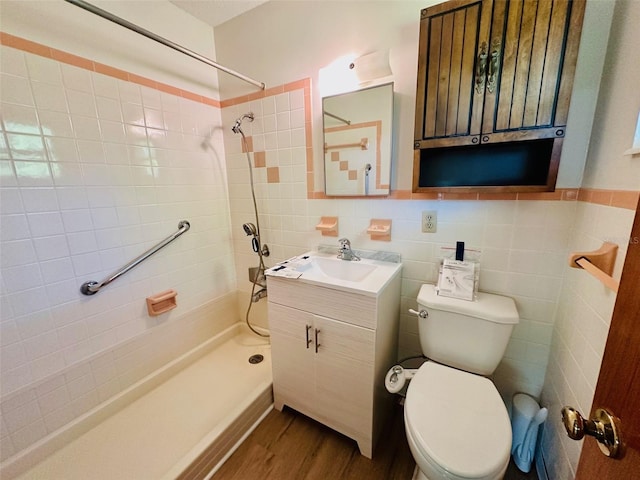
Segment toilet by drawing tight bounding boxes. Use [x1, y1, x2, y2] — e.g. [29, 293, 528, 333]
[392, 284, 519, 480]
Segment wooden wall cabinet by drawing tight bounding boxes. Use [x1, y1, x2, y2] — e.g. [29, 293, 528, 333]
[413, 0, 585, 192]
[267, 274, 401, 458]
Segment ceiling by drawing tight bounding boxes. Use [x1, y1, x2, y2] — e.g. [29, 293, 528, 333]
[169, 0, 269, 28]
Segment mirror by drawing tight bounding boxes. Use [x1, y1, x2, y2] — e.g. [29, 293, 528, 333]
[322, 82, 394, 196]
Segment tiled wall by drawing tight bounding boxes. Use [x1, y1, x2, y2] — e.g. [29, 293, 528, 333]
[0, 43, 236, 460]
[220, 81, 312, 319]
[219, 75, 638, 418]
[219, 85, 582, 405]
[537, 0, 640, 477]
[539, 202, 635, 478]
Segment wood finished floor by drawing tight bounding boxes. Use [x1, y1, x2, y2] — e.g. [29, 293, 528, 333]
[212, 405, 415, 480]
[212, 404, 538, 480]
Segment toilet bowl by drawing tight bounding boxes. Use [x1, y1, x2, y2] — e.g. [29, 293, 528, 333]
[393, 284, 519, 480]
[404, 361, 511, 480]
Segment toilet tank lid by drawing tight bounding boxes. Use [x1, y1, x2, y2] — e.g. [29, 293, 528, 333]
[418, 284, 519, 325]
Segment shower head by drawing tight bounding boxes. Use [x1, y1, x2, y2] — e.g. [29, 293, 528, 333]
[231, 112, 255, 134]
[243, 222, 257, 236]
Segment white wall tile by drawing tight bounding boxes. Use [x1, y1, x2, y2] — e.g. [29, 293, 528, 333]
[1, 48, 237, 461]
[1, 49, 27, 77]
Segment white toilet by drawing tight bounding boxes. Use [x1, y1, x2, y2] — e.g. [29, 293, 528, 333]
[394, 284, 519, 480]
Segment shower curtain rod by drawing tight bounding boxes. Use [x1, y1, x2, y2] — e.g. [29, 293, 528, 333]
[64, 0, 266, 90]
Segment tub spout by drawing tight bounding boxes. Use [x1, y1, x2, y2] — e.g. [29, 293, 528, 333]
[252, 288, 267, 303]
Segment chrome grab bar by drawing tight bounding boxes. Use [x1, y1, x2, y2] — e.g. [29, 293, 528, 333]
[80, 220, 190, 295]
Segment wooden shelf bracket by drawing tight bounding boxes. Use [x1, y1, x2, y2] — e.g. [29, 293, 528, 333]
[569, 242, 620, 292]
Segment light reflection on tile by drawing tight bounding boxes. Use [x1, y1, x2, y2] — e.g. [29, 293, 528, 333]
[1, 104, 40, 135]
[0, 160, 18, 186]
[14, 160, 53, 186]
[6, 134, 47, 161]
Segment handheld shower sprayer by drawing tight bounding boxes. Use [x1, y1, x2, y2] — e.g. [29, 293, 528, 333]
[231, 112, 255, 135]
[242, 222, 257, 237]
[242, 222, 260, 253]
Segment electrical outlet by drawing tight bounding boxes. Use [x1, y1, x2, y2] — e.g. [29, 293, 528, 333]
[422, 210, 437, 233]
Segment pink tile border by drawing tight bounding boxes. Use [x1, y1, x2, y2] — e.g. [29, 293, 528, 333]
[2, 33, 637, 210]
[0, 32, 222, 108]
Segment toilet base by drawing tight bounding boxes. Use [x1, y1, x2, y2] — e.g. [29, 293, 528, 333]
[412, 465, 427, 480]
[412, 465, 506, 480]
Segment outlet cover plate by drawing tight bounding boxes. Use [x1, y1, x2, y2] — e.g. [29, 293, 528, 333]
[422, 210, 437, 233]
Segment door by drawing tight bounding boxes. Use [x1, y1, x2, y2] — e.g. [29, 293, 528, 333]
[483, 0, 585, 144]
[414, 0, 493, 148]
[268, 303, 315, 414]
[575, 197, 640, 478]
[314, 314, 375, 439]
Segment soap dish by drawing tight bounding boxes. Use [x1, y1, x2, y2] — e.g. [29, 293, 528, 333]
[146, 289, 177, 316]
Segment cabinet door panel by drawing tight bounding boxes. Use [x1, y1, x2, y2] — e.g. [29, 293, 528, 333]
[313, 315, 375, 438]
[416, 0, 492, 146]
[457, 8, 480, 134]
[509, 0, 538, 130]
[435, 14, 450, 137]
[493, 0, 574, 133]
[538, 0, 571, 125]
[494, 0, 522, 131]
[424, 15, 442, 139]
[268, 303, 315, 413]
[446, 9, 466, 136]
[555, 0, 585, 126]
[523, 0, 552, 126]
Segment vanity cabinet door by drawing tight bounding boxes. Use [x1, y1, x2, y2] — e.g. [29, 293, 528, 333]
[313, 314, 375, 442]
[268, 302, 316, 415]
[415, 0, 493, 148]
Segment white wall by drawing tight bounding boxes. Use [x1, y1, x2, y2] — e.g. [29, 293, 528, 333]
[0, 0, 220, 98]
[540, 0, 640, 477]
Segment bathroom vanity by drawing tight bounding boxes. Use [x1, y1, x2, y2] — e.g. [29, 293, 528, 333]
[267, 252, 401, 458]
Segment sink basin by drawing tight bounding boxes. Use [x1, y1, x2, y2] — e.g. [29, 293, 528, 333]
[272, 251, 402, 296]
[313, 257, 376, 282]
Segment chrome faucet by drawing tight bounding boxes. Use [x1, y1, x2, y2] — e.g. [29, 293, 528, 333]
[337, 238, 360, 261]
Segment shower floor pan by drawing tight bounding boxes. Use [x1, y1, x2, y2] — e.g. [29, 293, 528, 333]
[11, 324, 273, 480]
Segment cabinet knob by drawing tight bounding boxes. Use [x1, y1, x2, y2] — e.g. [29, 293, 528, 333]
[482, 135, 490, 143]
[471, 137, 479, 144]
[556, 129, 565, 137]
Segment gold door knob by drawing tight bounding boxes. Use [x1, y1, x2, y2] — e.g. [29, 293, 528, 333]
[561, 406, 622, 458]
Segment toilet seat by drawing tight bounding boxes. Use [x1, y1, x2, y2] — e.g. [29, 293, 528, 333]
[405, 361, 512, 479]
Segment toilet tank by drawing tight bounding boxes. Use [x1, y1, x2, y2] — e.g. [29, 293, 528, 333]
[417, 284, 519, 375]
